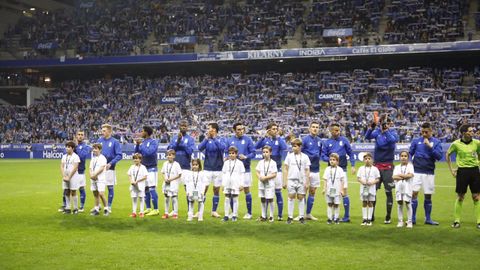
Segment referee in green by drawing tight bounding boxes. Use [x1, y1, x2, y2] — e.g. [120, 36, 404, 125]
[446, 124, 480, 229]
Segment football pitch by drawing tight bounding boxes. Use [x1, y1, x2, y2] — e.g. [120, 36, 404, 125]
[0, 159, 478, 269]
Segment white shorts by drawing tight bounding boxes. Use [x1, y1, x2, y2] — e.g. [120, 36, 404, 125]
[259, 188, 275, 199]
[223, 188, 240, 196]
[187, 191, 205, 202]
[90, 180, 106, 192]
[162, 182, 179, 197]
[130, 184, 146, 198]
[343, 173, 348, 189]
[204, 171, 222, 187]
[275, 172, 283, 189]
[309, 172, 321, 188]
[77, 174, 86, 187]
[146, 171, 158, 187]
[396, 192, 412, 202]
[360, 194, 376, 202]
[243, 172, 252, 187]
[412, 173, 435, 194]
[62, 174, 80, 190]
[326, 195, 341, 205]
[287, 179, 306, 195]
[105, 170, 116, 186]
[258, 180, 275, 199]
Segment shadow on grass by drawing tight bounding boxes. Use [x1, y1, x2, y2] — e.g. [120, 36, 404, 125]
[54, 212, 480, 250]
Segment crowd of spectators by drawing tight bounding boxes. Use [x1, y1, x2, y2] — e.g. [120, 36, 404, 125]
[383, 0, 469, 44]
[1, 0, 475, 58]
[304, 0, 384, 40]
[219, 0, 305, 51]
[1, 67, 479, 144]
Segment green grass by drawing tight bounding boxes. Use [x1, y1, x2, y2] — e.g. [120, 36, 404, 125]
[0, 159, 479, 269]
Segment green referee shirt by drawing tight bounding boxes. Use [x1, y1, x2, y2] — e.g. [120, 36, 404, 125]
[447, 139, 480, 168]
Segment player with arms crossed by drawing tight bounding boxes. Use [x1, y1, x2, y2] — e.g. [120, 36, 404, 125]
[446, 124, 480, 229]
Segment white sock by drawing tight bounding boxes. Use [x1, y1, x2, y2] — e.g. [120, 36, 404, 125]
[132, 197, 137, 213]
[288, 197, 294, 218]
[165, 197, 170, 214]
[398, 204, 404, 222]
[139, 197, 144, 213]
[224, 196, 231, 217]
[72, 195, 78, 210]
[198, 202, 204, 219]
[368, 207, 374, 220]
[233, 196, 238, 217]
[172, 196, 178, 214]
[327, 206, 333, 220]
[362, 207, 367, 219]
[65, 194, 71, 210]
[269, 201, 274, 218]
[298, 198, 305, 218]
[188, 201, 194, 217]
[261, 201, 266, 218]
[334, 206, 339, 220]
[406, 202, 412, 222]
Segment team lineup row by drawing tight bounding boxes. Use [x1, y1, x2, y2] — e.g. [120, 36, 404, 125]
[59, 120, 480, 228]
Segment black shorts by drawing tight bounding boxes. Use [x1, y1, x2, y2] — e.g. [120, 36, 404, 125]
[456, 167, 480, 194]
[376, 169, 394, 192]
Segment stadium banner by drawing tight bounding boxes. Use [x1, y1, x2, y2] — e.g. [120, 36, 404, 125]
[316, 93, 343, 102]
[323, 28, 353, 37]
[3, 41, 479, 68]
[36, 42, 59, 50]
[159, 96, 182, 105]
[79, 1, 95, 8]
[169, 36, 197, 44]
[0, 143, 455, 161]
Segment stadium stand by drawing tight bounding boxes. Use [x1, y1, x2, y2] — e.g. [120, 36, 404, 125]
[1, 0, 477, 58]
[1, 67, 479, 144]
